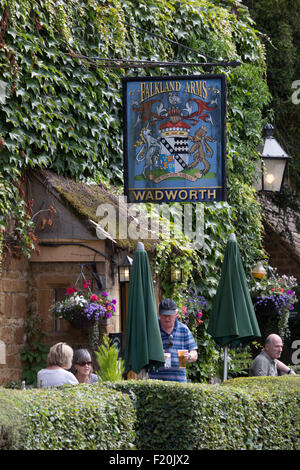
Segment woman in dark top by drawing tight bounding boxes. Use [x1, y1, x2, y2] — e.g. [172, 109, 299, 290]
[71, 348, 98, 384]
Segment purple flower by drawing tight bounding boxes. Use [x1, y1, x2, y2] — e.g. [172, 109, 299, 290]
[102, 291, 108, 297]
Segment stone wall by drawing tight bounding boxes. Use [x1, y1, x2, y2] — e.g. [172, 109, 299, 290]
[28, 259, 120, 350]
[264, 224, 300, 283]
[0, 257, 29, 385]
[258, 193, 300, 283]
[0, 253, 122, 386]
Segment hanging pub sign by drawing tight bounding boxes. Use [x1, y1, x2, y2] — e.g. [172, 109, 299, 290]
[123, 74, 226, 203]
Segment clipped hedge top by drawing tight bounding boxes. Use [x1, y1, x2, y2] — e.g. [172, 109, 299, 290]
[107, 377, 300, 450]
[224, 375, 300, 393]
[2, 377, 299, 450]
[106, 376, 300, 408]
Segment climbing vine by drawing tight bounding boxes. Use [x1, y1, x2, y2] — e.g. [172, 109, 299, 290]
[0, 0, 269, 262]
[0, 0, 275, 379]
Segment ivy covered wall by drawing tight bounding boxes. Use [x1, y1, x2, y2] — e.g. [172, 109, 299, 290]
[0, 0, 273, 379]
[0, 0, 270, 260]
[245, 0, 300, 193]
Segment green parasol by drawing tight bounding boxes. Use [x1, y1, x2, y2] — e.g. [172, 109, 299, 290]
[207, 233, 261, 380]
[124, 242, 165, 375]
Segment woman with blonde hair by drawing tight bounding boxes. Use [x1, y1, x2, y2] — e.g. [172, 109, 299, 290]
[37, 342, 79, 388]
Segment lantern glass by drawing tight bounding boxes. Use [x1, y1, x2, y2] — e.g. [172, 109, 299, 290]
[171, 268, 183, 283]
[262, 158, 287, 192]
[119, 266, 130, 283]
[253, 123, 290, 193]
[118, 255, 133, 283]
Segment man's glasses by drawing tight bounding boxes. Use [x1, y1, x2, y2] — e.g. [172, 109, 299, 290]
[167, 334, 173, 349]
[76, 361, 92, 367]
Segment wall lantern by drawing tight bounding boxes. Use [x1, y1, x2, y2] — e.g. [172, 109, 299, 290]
[253, 123, 291, 192]
[252, 261, 267, 280]
[170, 267, 183, 283]
[118, 255, 133, 283]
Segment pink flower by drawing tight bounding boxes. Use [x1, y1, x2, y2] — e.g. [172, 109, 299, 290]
[66, 287, 77, 295]
[182, 306, 188, 314]
[280, 288, 284, 293]
[90, 294, 98, 301]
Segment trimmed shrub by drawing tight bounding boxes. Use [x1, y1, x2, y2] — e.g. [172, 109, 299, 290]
[0, 389, 24, 450]
[108, 377, 300, 450]
[1, 377, 299, 450]
[0, 384, 136, 450]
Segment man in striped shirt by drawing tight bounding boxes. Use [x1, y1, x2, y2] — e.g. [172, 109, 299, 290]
[148, 298, 198, 382]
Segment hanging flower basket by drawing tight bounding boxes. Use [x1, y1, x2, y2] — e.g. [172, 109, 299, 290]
[69, 310, 96, 329]
[50, 279, 117, 329]
[253, 297, 279, 317]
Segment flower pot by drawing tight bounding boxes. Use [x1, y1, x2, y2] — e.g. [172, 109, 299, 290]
[99, 317, 111, 326]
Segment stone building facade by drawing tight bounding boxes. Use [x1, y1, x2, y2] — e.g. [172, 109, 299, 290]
[0, 170, 147, 385]
[1, 171, 299, 384]
[259, 192, 300, 282]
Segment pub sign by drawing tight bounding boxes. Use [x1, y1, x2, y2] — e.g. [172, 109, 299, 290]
[123, 75, 226, 203]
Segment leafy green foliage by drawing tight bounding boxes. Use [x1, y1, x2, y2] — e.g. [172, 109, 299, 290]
[1, 0, 268, 254]
[2, 377, 299, 450]
[0, 388, 24, 449]
[95, 334, 125, 381]
[20, 310, 48, 386]
[21, 342, 48, 386]
[0, 384, 136, 450]
[109, 377, 300, 450]
[245, 0, 300, 192]
[0, 1, 274, 379]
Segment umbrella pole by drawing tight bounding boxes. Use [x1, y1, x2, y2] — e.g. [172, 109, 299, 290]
[223, 345, 228, 381]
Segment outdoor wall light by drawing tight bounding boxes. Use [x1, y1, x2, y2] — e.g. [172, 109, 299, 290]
[251, 261, 267, 280]
[253, 123, 291, 192]
[118, 255, 133, 283]
[170, 267, 183, 283]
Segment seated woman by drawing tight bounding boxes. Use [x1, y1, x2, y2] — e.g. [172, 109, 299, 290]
[37, 342, 79, 388]
[71, 348, 98, 384]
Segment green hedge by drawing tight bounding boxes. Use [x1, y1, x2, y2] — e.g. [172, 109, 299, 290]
[108, 377, 300, 450]
[1, 378, 299, 450]
[0, 384, 136, 450]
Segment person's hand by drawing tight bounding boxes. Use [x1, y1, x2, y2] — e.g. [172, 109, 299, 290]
[183, 351, 190, 362]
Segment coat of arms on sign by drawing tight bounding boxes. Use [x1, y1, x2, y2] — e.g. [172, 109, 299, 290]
[123, 75, 226, 203]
